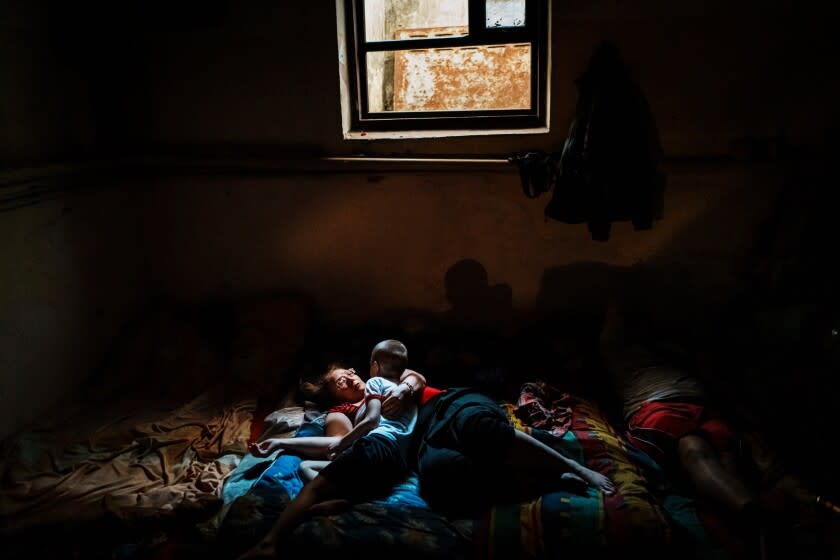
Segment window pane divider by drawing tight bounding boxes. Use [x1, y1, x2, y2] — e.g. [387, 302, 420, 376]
[362, 31, 533, 52]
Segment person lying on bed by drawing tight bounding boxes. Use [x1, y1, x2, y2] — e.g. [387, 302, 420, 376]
[360, 355, 618, 516]
[333, 361, 616, 515]
[238, 339, 422, 560]
[403, 383, 617, 518]
[249, 340, 425, 481]
[598, 301, 808, 558]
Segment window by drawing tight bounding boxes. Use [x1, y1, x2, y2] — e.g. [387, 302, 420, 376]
[337, 0, 550, 139]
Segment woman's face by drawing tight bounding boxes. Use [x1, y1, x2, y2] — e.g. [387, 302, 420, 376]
[324, 367, 365, 404]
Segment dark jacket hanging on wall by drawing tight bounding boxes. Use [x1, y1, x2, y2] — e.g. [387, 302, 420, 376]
[545, 41, 665, 241]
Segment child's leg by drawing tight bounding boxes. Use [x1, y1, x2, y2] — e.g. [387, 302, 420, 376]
[237, 475, 341, 560]
[299, 459, 330, 482]
[275, 475, 340, 535]
[451, 401, 615, 495]
[505, 429, 616, 495]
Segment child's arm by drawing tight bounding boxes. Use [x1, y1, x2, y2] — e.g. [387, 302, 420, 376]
[382, 368, 426, 417]
[400, 369, 426, 393]
[327, 398, 382, 459]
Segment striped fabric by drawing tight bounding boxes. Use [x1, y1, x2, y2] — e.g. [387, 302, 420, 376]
[475, 393, 672, 558]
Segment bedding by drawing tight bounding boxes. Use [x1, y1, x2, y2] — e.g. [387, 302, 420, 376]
[215, 382, 699, 559]
[215, 405, 472, 559]
[0, 296, 314, 558]
[0, 390, 254, 535]
[476, 392, 673, 557]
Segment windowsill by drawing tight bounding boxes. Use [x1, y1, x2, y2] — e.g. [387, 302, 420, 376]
[342, 127, 551, 140]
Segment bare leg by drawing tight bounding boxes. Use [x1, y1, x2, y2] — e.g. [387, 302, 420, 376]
[505, 430, 616, 495]
[678, 435, 769, 560]
[678, 434, 755, 514]
[237, 475, 340, 560]
[299, 459, 330, 482]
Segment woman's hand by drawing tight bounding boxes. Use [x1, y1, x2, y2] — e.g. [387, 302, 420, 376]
[249, 439, 281, 458]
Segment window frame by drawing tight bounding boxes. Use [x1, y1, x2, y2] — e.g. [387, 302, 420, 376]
[338, 0, 550, 137]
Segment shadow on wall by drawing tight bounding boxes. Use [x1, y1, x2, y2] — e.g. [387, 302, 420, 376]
[374, 258, 695, 398]
[361, 257, 517, 338]
[441, 258, 514, 330]
[405, 258, 512, 393]
[535, 260, 697, 343]
[320, 258, 517, 389]
[406, 259, 699, 404]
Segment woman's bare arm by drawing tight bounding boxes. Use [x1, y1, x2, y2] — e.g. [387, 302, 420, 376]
[327, 399, 382, 459]
[249, 411, 353, 458]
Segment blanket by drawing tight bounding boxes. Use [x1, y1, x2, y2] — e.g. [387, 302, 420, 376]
[217, 385, 684, 559]
[476, 394, 672, 557]
[0, 390, 254, 535]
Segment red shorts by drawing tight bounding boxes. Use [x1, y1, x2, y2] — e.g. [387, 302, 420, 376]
[625, 401, 735, 466]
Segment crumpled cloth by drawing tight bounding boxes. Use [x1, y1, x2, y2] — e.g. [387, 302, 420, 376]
[514, 380, 574, 437]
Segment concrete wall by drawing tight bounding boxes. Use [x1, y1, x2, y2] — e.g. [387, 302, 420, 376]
[128, 0, 834, 322]
[2, 0, 837, 438]
[129, 1, 837, 155]
[0, 1, 147, 439]
[142, 163, 783, 332]
[0, 186, 147, 440]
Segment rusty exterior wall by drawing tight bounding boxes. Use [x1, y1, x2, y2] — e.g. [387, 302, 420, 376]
[393, 27, 530, 112]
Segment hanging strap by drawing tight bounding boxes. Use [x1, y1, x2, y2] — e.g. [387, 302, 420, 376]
[509, 151, 557, 199]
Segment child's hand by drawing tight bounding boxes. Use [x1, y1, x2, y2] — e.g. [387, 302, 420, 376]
[327, 439, 346, 461]
[381, 384, 410, 417]
[582, 469, 616, 495]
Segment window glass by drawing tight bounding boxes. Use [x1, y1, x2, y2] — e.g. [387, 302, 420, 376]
[486, 0, 525, 28]
[364, 0, 469, 42]
[366, 44, 531, 113]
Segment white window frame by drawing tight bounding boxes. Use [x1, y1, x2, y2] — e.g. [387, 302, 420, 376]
[336, 0, 551, 140]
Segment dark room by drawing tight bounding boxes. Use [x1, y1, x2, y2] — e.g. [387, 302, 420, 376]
[2, 1, 839, 559]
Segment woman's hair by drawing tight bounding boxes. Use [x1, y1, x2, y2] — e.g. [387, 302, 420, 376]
[298, 359, 347, 408]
